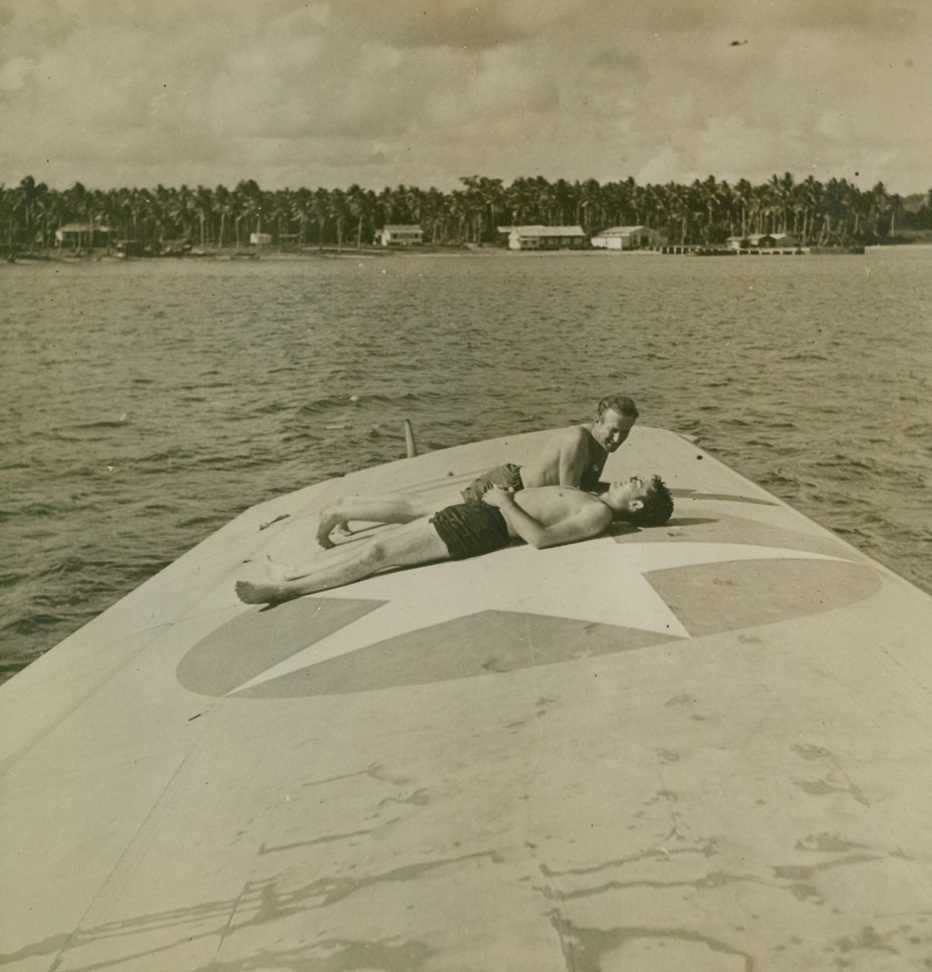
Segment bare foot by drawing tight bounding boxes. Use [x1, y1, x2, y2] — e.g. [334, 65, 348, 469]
[236, 580, 284, 605]
[316, 505, 347, 548]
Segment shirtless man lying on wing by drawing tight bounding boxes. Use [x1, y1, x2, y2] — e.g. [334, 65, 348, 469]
[316, 394, 639, 549]
[236, 474, 673, 605]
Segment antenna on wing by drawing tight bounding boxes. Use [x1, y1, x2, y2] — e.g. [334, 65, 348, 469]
[404, 419, 418, 458]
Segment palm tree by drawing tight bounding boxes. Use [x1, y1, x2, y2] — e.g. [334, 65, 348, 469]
[626, 177, 643, 226]
[270, 189, 293, 246]
[420, 186, 447, 243]
[61, 181, 88, 248]
[794, 176, 820, 245]
[345, 184, 376, 249]
[233, 179, 262, 246]
[289, 187, 314, 245]
[1, 183, 11, 254]
[578, 178, 603, 233]
[657, 182, 688, 244]
[36, 184, 62, 251]
[692, 176, 720, 243]
[504, 176, 538, 227]
[192, 185, 212, 247]
[446, 190, 468, 244]
[457, 178, 485, 243]
[312, 187, 331, 249]
[475, 177, 505, 241]
[329, 188, 348, 251]
[866, 182, 900, 241]
[886, 191, 903, 239]
[731, 179, 753, 237]
[14, 175, 49, 253]
[768, 172, 795, 234]
[817, 178, 844, 245]
[212, 184, 233, 248]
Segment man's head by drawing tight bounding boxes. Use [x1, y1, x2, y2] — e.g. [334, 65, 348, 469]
[593, 395, 639, 453]
[603, 474, 674, 527]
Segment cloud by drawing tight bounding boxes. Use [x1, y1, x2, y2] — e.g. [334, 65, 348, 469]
[0, 0, 929, 193]
[331, 0, 587, 49]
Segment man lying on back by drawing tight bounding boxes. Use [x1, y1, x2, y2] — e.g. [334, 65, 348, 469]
[316, 394, 640, 548]
[236, 474, 673, 605]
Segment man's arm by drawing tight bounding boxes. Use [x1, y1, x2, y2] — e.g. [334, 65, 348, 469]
[482, 488, 611, 549]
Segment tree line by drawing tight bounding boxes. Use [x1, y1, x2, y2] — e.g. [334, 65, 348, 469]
[3, 172, 931, 254]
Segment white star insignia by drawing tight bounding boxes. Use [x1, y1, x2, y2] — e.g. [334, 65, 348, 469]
[232, 538, 849, 694]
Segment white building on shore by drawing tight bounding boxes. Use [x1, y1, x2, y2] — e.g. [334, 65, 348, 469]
[497, 225, 588, 250]
[376, 225, 424, 246]
[590, 226, 662, 250]
[54, 223, 114, 248]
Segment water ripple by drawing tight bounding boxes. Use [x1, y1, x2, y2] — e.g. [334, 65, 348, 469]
[1, 250, 929, 682]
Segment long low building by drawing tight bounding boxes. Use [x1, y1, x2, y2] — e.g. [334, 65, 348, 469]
[497, 225, 589, 250]
[591, 225, 663, 250]
[54, 223, 114, 248]
[376, 225, 424, 246]
[727, 232, 800, 250]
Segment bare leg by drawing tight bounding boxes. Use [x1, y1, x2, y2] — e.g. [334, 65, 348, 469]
[316, 489, 463, 548]
[237, 516, 450, 604]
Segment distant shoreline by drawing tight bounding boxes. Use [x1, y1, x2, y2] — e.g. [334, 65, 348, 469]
[9, 242, 932, 265]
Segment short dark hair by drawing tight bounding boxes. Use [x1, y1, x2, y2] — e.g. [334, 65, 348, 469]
[627, 475, 673, 527]
[597, 394, 639, 420]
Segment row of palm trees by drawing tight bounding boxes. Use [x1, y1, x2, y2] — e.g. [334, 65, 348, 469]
[1, 172, 925, 255]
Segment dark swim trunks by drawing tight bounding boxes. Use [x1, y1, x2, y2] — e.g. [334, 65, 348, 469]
[460, 463, 524, 503]
[430, 502, 512, 561]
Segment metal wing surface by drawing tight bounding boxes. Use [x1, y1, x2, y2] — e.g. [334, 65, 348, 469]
[2, 426, 930, 971]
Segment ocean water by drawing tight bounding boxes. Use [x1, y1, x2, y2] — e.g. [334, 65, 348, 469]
[1, 248, 929, 683]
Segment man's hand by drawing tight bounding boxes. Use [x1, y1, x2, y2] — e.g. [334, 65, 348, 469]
[480, 485, 516, 508]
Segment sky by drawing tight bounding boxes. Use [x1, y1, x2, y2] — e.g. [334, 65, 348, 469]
[1, 0, 930, 197]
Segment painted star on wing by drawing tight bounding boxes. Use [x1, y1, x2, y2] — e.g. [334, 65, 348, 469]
[232, 537, 848, 694]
